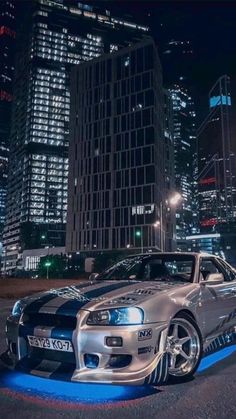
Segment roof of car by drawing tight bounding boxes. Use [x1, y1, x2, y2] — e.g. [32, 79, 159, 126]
[127, 252, 217, 258]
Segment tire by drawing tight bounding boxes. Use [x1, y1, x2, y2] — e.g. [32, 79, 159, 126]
[167, 312, 203, 383]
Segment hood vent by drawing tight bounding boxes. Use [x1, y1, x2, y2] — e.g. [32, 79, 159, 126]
[134, 288, 156, 295]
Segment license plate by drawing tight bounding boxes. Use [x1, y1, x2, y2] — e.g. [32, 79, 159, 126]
[27, 335, 73, 352]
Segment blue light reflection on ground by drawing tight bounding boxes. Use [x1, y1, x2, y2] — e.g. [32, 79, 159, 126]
[0, 370, 156, 404]
[0, 345, 236, 405]
[197, 345, 236, 373]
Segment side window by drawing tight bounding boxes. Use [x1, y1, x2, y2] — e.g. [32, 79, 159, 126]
[200, 259, 222, 280]
[217, 260, 236, 282]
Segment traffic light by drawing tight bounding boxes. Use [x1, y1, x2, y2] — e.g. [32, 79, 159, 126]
[135, 230, 141, 237]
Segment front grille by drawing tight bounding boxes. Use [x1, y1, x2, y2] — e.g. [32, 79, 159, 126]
[22, 312, 77, 329]
[29, 346, 76, 364]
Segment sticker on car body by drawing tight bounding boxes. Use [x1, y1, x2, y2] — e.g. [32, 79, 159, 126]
[138, 346, 153, 354]
[138, 328, 152, 341]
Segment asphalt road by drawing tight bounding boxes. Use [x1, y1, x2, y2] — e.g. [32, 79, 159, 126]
[0, 299, 236, 419]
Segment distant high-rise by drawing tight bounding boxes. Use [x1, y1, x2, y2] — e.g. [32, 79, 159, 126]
[67, 39, 175, 254]
[187, 75, 236, 264]
[3, 0, 149, 272]
[170, 85, 198, 248]
[162, 39, 194, 88]
[197, 75, 235, 230]
[0, 1, 15, 238]
[160, 39, 198, 249]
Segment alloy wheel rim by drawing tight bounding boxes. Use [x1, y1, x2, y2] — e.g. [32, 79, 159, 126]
[166, 318, 201, 376]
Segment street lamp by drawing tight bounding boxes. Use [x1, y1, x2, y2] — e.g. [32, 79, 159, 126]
[154, 192, 182, 252]
[45, 261, 51, 280]
[135, 229, 143, 254]
[169, 192, 182, 207]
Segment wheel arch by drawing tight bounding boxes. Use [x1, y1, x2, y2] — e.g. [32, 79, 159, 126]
[173, 309, 196, 322]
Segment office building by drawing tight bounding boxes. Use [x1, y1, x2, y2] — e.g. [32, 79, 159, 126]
[197, 75, 235, 230]
[170, 85, 198, 249]
[186, 75, 236, 264]
[161, 39, 198, 249]
[66, 39, 175, 254]
[0, 1, 16, 238]
[3, 0, 149, 272]
[162, 39, 194, 88]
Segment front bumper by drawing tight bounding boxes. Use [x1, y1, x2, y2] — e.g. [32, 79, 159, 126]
[5, 310, 169, 385]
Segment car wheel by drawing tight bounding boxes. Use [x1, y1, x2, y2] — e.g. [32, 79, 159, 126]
[166, 313, 203, 382]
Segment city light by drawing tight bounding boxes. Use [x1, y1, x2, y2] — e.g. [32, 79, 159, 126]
[169, 192, 182, 206]
[45, 260, 52, 279]
[44, 261, 51, 267]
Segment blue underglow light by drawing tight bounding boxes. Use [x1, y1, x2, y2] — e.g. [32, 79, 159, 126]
[210, 95, 231, 108]
[197, 345, 236, 373]
[0, 371, 156, 404]
[1, 346, 236, 405]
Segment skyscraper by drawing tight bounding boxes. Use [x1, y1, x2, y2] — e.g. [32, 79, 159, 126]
[187, 75, 236, 264]
[0, 1, 16, 238]
[162, 39, 194, 88]
[3, 0, 149, 272]
[66, 39, 175, 255]
[161, 40, 198, 249]
[197, 75, 235, 230]
[169, 85, 198, 248]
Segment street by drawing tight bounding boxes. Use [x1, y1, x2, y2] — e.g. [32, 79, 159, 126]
[0, 299, 236, 419]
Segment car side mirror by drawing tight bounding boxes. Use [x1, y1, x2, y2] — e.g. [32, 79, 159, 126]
[202, 272, 224, 285]
[89, 273, 99, 281]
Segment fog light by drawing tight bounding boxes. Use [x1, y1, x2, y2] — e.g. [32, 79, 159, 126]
[105, 337, 123, 347]
[84, 353, 99, 368]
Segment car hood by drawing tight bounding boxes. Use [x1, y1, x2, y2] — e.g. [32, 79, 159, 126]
[22, 279, 190, 316]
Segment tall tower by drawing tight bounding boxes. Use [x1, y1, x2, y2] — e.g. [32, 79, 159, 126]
[169, 85, 197, 247]
[0, 1, 16, 239]
[3, 0, 149, 272]
[161, 40, 198, 249]
[197, 75, 234, 230]
[67, 39, 175, 254]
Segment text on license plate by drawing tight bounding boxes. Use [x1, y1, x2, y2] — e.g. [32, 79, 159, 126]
[27, 335, 73, 352]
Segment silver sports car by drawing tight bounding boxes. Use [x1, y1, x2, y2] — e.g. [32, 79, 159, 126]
[4, 252, 236, 386]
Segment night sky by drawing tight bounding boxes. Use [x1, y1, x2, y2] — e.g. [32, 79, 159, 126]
[100, 1, 236, 116]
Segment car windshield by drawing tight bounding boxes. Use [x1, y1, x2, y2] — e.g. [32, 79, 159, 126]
[96, 254, 195, 283]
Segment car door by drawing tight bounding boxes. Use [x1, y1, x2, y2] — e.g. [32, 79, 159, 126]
[199, 257, 236, 340]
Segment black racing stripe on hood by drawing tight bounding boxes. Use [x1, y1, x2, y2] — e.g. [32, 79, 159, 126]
[24, 282, 93, 314]
[56, 281, 133, 316]
[24, 293, 61, 314]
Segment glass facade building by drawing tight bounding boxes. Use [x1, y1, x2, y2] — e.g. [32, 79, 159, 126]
[66, 39, 175, 254]
[3, 0, 149, 272]
[170, 85, 198, 248]
[186, 76, 236, 265]
[0, 1, 15, 238]
[161, 39, 198, 250]
[197, 75, 235, 230]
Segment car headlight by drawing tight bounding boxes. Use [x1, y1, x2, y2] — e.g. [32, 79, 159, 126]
[12, 300, 25, 317]
[87, 307, 144, 326]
